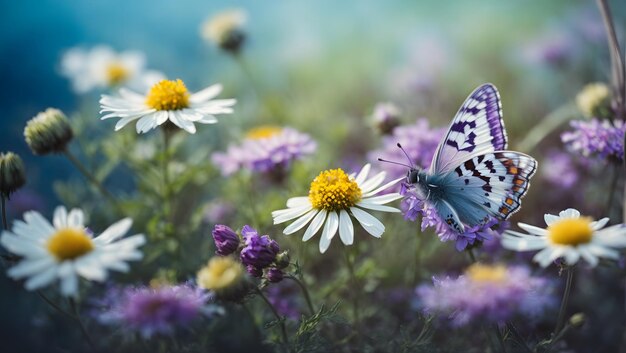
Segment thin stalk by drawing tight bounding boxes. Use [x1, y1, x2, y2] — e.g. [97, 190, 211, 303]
[553, 267, 574, 337]
[597, 0, 625, 121]
[37, 291, 74, 320]
[343, 248, 361, 326]
[506, 322, 533, 353]
[607, 164, 619, 217]
[492, 323, 507, 353]
[63, 149, 120, 212]
[69, 298, 97, 351]
[467, 248, 477, 264]
[161, 130, 173, 231]
[516, 104, 577, 153]
[285, 275, 315, 316]
[1, 195, 7, 230]
[255, 287, 290, 350]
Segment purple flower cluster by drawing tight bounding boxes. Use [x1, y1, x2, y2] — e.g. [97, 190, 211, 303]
[416, 265, 554, 327]
[96, 284, 215, 338]
[211, 127, 316, 176]
[561, 119, 626, 162]
[541, 150, 579, 189]
[368, 118, 445, 181]
[402, 187, 507, 251]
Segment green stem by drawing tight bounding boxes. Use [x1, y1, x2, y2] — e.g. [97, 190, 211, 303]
[597, 0, 625, 121]
[161, 130, 173, 229]
[553, 267, 574, 337]
[493, 323, 507, 353]
[63, 149, 120, 212]
[285, 274, 315, 316]
[1, 195, 7, 230]
[516, 104, 577, 153]
[343, 248, 361, 327]
[69, 298, 97, 351]
[467, 248, 477, 264]
[255, 288, 290, 350]
[233, 54, 265, 102]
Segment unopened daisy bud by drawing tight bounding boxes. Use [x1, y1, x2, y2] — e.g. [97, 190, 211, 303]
[266, 267, 284, 283]
[24, 108, 73, 155]
[576, 82, 612, 119]
[0, 152, 26, 198]
[212, 224, 240, 256]
[569, 313, 585, 328]
[201, 9, 247, 54]
[275, 251, 290, 269]
[372, 102, 401, 135]
[197, 256, 249, 301]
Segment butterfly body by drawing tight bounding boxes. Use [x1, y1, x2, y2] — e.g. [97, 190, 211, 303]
[403, 84, 537, 234]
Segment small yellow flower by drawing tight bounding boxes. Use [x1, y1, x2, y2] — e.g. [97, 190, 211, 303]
[576, 82, 611, 118]
[197, 257, 248, 300]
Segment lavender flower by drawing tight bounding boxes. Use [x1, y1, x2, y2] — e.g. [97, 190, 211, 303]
[541, 150, 579, 189]
[561, 119, 626, 162]
[212, 126, 316, 177]
[368, 118, 445, 181]
[416, 264, 554, 327]
[212, 224, 240, 256]
[240, 225, 279, 276]
[96, 284, 214, 338]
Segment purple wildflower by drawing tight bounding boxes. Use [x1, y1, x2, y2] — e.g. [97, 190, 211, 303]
[266, 282, 301, 321]
[240, 225, 280, 274]
[368, 118, 445, 182]
[266, 267, 284, 283]
[96, 284, 214, 338]
[212, 224, 240, 256]
[561, 119, 626, 162]
[541, 150, 579, 189]
[203, 200, 235, 224]
[212, 127, 316, 177]
[416, 264, 555, 327]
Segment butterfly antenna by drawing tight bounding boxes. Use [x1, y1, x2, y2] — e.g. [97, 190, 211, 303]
[377, 158, 412, 168]
[396, 143, 414, 167]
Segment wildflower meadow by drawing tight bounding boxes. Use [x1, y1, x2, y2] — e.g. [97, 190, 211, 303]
[2, 1, 626, 352]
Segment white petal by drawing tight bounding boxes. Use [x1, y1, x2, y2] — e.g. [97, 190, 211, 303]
[303, 210, 327, 242]
[559, 208, 581, 219]
[355, 164, 371, 185]
[75, 255, 107, 281]
[67, 209, 84, 228]
[578, 246, 599, 267]
[339, 210, 354, 245]
[517, 223, 548, 236]
[24, 266, 58, 291]
[350, 207, 384, 238]
[319, 212, 339, 253]
[189, 84, 223, 103]
[286, 197, 311, 208]
[362, 177, 403, 197]
[115, 115, 143, 131]
[8, 257, 55, 278]
[564, 249, 581, 265]
[361, 193, 403, 205]
[355, 202, 401, 213]
[272, 205, 313, 224]
[590, 217, 610, 231]
[587, 244, 620, 260]
[544, 214, 559, 226]
[359, 171, 386, 193]
[533, 247, 565, 267]
[283, 210, 318, 235]
[53, 206, 68, 228]
[61, 273, 79, 297]
[501, 232, 548, 251]
[93, 218, 132, 245]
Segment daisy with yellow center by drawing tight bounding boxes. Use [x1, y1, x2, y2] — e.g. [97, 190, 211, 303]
[196, 256, 249, 301]
[272, 164, 403, 253]
[100, 79, 236, 134]
[0, 206, 145, 297]
[502, 208, 626, 267]
[60, 45, 164, 93]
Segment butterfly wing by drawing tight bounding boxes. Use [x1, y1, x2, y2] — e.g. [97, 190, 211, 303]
[429, 83, 507, 174]
[439, 151, 537, 229]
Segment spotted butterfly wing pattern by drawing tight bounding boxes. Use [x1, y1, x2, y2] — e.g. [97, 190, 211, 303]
[426, 83, 537, 233]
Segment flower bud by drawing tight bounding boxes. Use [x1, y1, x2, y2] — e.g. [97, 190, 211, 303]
[240, 225, 279, 269]
[197, 256, 249, 301]
[275, 251, 290, 269]
[372, 102, 401, 135]
[246, 264, 263, 278]
[24, 108, 73, 155]
[569, 313, 585, 328]
[266, 267, 284, 283]
[0, 152, 26, 198]
[201, 9, 247, 54]
[212, 224, 240, 256]
[576, 83, 612, 119]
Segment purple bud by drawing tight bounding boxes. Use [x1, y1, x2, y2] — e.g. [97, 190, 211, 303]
[246, 265, 263, 278]
[266, 268, 284, 283]
[212, 225, 240, 256]
[240, 225, 280, 269]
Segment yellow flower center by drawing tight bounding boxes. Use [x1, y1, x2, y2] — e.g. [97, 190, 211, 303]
[197, 257, 244, 291]
[309, 168, 362, 211]
[145, 79, 190, 111]
[47, 228, 94, 261]
[466, 263, 507, 283]
[106, 62, 129, 85]
[245, 126, 283, 140]
[548, 217, 593, 246]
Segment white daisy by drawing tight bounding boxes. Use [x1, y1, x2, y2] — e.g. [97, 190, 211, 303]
[100, 79, 236, 134]
[272, 164, 403, 253]
[60, 45, 164, 93]
[0, 206, 146, 297]
[502, 208, 626, 267]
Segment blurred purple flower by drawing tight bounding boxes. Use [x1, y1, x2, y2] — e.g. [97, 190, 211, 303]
[541, 150, 579, 189]
[368, 118, 445, 181]
[266, 267, 284, 283]
[240, 225, 279, 276]
[521, 31, 575, 67]
[6, 189, 45, 219]
[561, 119, 626, 162]
[96, 284, 215, 338]
[266, 282, 301, 321]
[203, 200, 235, 224]
[416, 264, 554, 327]
[371, 102, 401, 135]
[212, 224, 240, 256]
[212, 127, 316, 176]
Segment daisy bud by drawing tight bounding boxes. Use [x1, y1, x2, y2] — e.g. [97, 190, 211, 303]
[211, 224, 240, 256]
[0, 152, 26, 198]
[240, 225, 279, 269]
[201, 9, 247, 54]
[24, 108, 73, 155]
[576, 82, 612, 119]
[372, 102, 401, 135]
[275, 251, 290, 269]
[569, 313, 585, 328]
[197, 256, 250, 302]
[266, 267, 284, 283]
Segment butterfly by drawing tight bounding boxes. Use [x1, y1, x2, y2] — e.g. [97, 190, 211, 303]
[381, 83, 537, 233]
